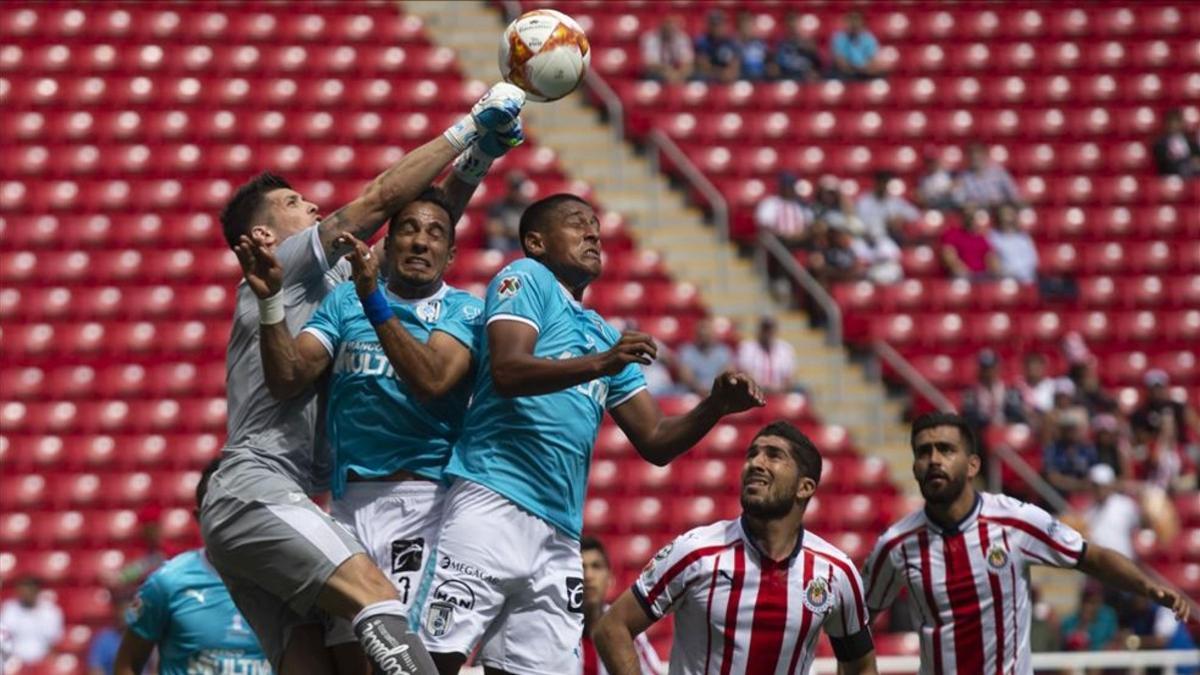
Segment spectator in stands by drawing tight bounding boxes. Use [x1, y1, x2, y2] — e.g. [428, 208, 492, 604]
[640, 15, 694, 83]
[848, 227, 903, 284]
[736, 315, 796, 394]
[955, 142, 1022, 209]
[578, 536, 665, 674]
[1136, 404, 1197, 494]
[87, 598, 128, 675]
[1132, 370, 1199, 448]
[806, 221, 863, 286]
[677, 317, 733, 397]
[754, 171, 813, 249]
[1152, 109, 1200, 177]
[1017, 352, 1057, 415]
[829, 10, 880, 79]
[1091, 414, 1134, 480]
[1062, 584, 1119, 652]
[695, 10, 740, 83]
[773, 11, 822, 82]
[1123, 594, 1199, 673]
[939, 207, 1000, 279]
[485, 170, 532, 252]
[1029, 587, 1062, 652]
[1044, 378, 1090, 441]
[987, 203, 1039, 283]
[1044, 411, 1099, 496]
[617, 318, 682, 397]
[1082, 464, 1141, 560]
[811, 174, 860, 234]
[0, 577, 64, 666]
[733, 11, 769, 81]
[855, 170, 921, 243]
[1069, 361, 1117, 418]
[916, 154, 957, 211]
[963, 349, 1028, 431]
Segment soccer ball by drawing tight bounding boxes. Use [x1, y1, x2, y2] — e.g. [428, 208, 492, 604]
[499, 9, 590, 102]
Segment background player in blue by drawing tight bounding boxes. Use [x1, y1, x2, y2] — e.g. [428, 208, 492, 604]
[115, 459, 270, 675]
[249, 188, 484, 666]
[418, 194, 767, 675]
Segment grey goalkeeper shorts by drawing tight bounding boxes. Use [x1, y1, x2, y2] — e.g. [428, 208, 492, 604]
[199, 452, 364, 667]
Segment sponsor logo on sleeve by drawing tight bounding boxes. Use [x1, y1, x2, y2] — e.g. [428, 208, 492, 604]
[391, 538, 425, 574]
[497, 276, 522, 298]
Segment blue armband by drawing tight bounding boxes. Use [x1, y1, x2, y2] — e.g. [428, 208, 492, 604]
[361, 288, 393, 326]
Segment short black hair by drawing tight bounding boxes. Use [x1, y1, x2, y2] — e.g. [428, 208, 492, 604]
[388, 186, 456, 243]
[195, 456, 223, 512]
[910, 412, 979, 456]
[220, 171, 291, 249]
[517, 193, 592, 257]
[753, 420, 822, 484]
[580, 535, 609, 567]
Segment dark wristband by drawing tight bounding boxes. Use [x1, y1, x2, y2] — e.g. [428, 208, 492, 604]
[362, 287, 392, 326]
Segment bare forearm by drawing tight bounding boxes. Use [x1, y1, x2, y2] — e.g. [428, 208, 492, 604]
[1078, 545, 1155, 597]
[594, 621, 643, 675]
[492, 352, 605, 397]
[635, 396, 725, 465]
[439, 171, 481, 224]
[374, 317, 449, 399]
[260, 323, 318, 399]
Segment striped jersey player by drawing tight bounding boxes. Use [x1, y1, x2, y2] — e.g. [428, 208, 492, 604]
[864, 412, 1191, 675]
[595, 422, 878, 675]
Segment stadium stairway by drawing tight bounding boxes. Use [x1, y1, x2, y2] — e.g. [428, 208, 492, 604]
[403, 0, 921, 488]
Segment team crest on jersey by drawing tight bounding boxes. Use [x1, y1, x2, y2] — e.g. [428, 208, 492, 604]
[425, 603, 454, 638]
[803, 577, 832, 613]
[416, 300, 442, 324]
[497, 276, 522, 298]
[986, 544, 1011, 570]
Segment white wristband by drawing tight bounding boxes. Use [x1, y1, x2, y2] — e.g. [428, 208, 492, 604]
[257, 291, 285, 325]
[442, 114, 479, 153]
[452, 145, 495, 185]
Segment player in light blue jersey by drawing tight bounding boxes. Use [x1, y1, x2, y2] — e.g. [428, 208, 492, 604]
[250, 188, 485, 666]
[418, 194, 766, 675]
[115, 459, 270, 675]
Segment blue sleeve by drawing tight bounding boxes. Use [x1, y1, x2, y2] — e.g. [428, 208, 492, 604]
[302, 282, 349, 356]
[831, 32, 848, 56]
[602, 323, 647, 410]
[865, 33, 879, 58]
[435, 294, 485, 353]
[126, 571, 170, 642]
[485, 260, 551, 333]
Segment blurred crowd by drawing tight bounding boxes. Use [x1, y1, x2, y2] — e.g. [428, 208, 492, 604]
[640, 9, 884, 84]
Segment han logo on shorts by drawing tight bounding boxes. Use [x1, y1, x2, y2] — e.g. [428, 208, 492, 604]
[497, 276, 522, 298]
[391, 538, 425, 574]
[566, 577, 584, 614]
[425, 580, 476, 638]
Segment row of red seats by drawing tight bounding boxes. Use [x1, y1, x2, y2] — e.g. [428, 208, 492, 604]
[685, 139, 1158, 176]
[1, 433, 220, 471]
[1, 5, 430, 43]
[0, 175, 593, 213]
[0, 363, 226, 400]
[1, 42, 455, 75]
[560, 4, 1195, 42]
[0, 207, 636, 251]
[1, 548, 143, 586]
[590, 453, 892, 494]
[835, 276, 1200, 313]
[1, 476, 199, 514]
[0, 507, 197, 549]
[869, 311, 1200, 353]
[0, 398, 227, 433]
[614, 75, 1198, 114]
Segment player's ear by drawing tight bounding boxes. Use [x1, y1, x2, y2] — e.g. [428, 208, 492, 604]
[446, 243, 456, 266]
[523, 229, 545, 258]
[967, 451, 982, 480]
[249, 224, 275, 247]
[796, 475, 817, 501]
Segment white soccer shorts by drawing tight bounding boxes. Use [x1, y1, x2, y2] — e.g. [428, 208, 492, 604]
[413, 479, 584, 675]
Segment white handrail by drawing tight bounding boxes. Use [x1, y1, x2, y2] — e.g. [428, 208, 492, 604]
[758, 232, 842, 347]
[812, 649, 1200, 674]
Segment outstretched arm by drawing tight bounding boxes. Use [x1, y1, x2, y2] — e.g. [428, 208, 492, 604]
[488, 321, 658, 398]
[1077, 544, 1191, 622]
[317, 83, 526, 260]
[338, 234, 473, 402]
[610, 371, 764, 466]
[234, 236, 333, 399]
[595, 590, 658, 675]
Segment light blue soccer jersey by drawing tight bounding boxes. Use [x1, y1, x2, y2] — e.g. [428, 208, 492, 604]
[445, 258, 647, 538]
[126, 549, 270, 675]
[303, 281, 484, 498]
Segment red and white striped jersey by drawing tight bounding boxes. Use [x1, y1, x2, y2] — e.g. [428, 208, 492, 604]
[864, 492, 1087, 675]
[578, 631, 665, 675]
[632, 518, 872, 675]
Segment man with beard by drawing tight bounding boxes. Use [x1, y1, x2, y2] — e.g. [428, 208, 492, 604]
[863, 412, 1191, 675]
[593, 421, 878, 675]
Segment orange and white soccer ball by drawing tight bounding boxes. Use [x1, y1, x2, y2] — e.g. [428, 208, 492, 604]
[499, 9, 590, 102]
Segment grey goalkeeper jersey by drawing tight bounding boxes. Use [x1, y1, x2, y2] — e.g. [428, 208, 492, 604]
[223, 225, 350, 494]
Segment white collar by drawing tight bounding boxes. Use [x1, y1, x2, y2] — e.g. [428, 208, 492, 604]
[385, 281, 448, 306]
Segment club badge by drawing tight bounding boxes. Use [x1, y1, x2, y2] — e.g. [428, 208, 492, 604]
[803, 577, 832, 613]
[986, 544, 1011, 571]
